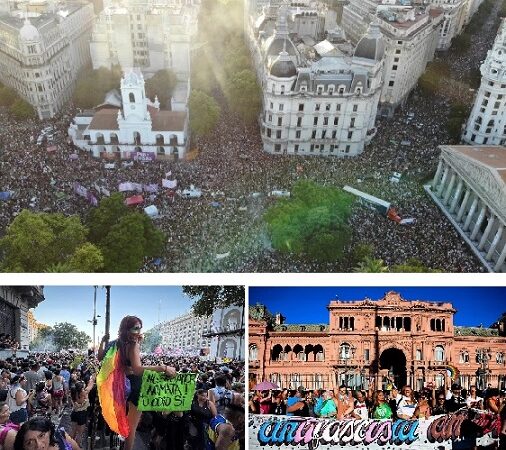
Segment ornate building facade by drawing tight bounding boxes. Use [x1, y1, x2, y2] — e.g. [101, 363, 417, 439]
[462, 19, 506, 146]
[158, 311, 212, 354]
[0, 1, 94, 119]
[208, 305, 246, 361]
[249, 292, 506, 392]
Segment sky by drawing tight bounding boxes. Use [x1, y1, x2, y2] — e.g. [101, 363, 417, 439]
[34, 286, 195, 346]
[249, 287, 506, 327]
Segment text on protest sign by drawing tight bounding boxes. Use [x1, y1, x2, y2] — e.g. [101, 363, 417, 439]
[138, 371, 197, 412]
[249, 410, 500, 450]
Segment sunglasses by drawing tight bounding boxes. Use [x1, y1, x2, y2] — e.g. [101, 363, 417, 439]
[130, 326, 142, 332]
[438, 398, 445, 401]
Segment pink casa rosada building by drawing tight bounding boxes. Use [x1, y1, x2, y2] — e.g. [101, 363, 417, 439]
[249, 291, 506, 392]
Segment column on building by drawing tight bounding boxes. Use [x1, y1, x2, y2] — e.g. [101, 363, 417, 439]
[431, 157, 506, 272]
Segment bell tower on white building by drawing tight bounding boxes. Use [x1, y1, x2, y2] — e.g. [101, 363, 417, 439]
[120, 69, 149, 121]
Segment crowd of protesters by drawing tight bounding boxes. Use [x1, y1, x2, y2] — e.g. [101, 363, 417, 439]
[0, 0, 501, 273]
[0, 336, 19, 351]
[249, 381, 506, 419]
[0, 350, 245, 450]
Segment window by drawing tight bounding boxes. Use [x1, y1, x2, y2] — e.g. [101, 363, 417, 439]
[364, 349, 370, 361]
[394, 57, 399, 62]
[345, 145, 350, 153]
[497, 352, 505, 364]
[340, 343, 352, 359]
[484, 91, 491, 98]
[276, 130, 281, 139]
[336, 104, 341, 112]
[298, 103, 304, 111]
[277, 117, 282, 126]
[334, 117, 338, 126]
[249, 345, 258, 360]
[323, 117, 328, 126]
[321, 130, 326, 139]
[297, 117, 302, 127]
[326, 103, 331, 111]
[317, 86, 323, 95]
[315, 104, 321, 111]
[350, 118, 355, 128]
[353, 104, 358, 112]
[311, 130, 316, 138]
[294, 144, 299, 152]
[392, 65, 398, 70]
[310, 144, 314, 152]
[281, 85, 285, 94]
[395, 49, 401, 54]
[347, 131, 353, 139]
[295, 130, 301, 138]
[270, 102, 273, 109]
[267, 128, 271, 138]
[274, 144, 281, 152]
[279, 104, 284, 111]
[389, 81, 395, 87]
[460, 351, 469, 363]
[332, 130, 337, 139]
[313, 117, 318, 126]
[268, 114, 272, 122]
[416, 349, 422, 360]
[434, 345, 445, 362]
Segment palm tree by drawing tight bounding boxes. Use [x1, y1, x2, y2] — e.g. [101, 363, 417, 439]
[353, 256, 389, 273]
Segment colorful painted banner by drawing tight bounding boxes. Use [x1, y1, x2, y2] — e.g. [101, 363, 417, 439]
[138, 371, 197, 412]
[249, 410, 499, 450]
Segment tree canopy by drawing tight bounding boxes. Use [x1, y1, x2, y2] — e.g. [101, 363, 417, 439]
[189, 90, 221, 136]
[141, 328, 163, 353]
[31, 323, 90, 351]
[145, 70, 177, 109]
[183, 286, 245, 317]
[225, 69, 261, 123]
[0, 210, 100, 272]
[264, 181, 354, 262]
[86, 193, 165, 272]
[73, 66, 122, 109]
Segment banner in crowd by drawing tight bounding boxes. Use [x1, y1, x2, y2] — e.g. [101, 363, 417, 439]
[249, 410, 500, 450]
[119, 182, 133, 192]
[138, 370, 197, 412]
[0, 191, 13, 201]
[133, 151, 156, 162]
[73, 182, 88, 198]
[162, 179, 177, 189]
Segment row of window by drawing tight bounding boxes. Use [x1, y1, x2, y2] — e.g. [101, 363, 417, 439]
[252, 343, 506, 364]
[268, 102, 360, 113]
[272, 144, 352, 153]
[265, 128, 355, 140]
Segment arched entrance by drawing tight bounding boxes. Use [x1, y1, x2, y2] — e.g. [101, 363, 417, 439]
[380, 347, 407, 389]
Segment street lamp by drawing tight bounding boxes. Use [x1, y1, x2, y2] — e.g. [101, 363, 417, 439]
[87, 286, 101, 352]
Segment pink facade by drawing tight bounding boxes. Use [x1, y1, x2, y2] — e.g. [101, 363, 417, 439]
[249, 291, 506, 392]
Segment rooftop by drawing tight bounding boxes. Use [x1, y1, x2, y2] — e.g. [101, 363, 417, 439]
[454, 326, 499, 337]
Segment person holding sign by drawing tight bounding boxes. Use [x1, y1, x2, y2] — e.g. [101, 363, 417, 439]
[97, 316, 176, 450]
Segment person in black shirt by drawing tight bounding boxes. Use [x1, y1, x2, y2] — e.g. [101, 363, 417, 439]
[446, 384, 466, 413]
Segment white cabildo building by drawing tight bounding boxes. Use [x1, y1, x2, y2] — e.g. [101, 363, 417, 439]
[68, 69, 188, 160]
[248, 2, 384, 157]
[342, 0, 444, 117]
[462, 19, 506, 147]
[0, 0, 94, 119]
[89, 0, 198, 81]
[426, 145, 506, 273]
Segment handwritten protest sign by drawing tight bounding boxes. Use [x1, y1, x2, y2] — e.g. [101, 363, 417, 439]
[138, 371, 197, 412]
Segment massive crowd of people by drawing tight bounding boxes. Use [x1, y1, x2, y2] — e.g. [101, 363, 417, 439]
[0, 0, 501, 273]
[0, 350, 245, 450]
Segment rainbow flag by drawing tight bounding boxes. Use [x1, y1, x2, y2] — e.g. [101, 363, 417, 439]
[446, 364, 460, 381]
[97, 342, 130, 437]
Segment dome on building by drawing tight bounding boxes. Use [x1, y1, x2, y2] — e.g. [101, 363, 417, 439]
[354, 22, 385, 61]
[263, 36, 299, 60]
[270, 51, 297, 77]
[19, 19, 40, 42]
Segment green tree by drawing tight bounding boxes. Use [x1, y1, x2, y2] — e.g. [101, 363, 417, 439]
[226, 69, 261, 123]
[99, 213, 165, 272]
[391, 258, 442, 273]
[10, 98, 35, 120]
[353, 256, 389, 273]
[418, 61, 451, 95]
[52, 322, 91, 350]
[351, 243, 375, 267]
[68, 243, 104, 272]
[0, 210, 89, 272]
[189, 90, 221, 136]
[0, 87, 17, 107]
[73, 66, 122, 109]
[183, 285, 245, 317]
[145, 70, 177, 109]
[87, 193, 129, 243]
[264, 181, 354, 262]
[141, 328, 163, 353]
[223, 41, 252, 77]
